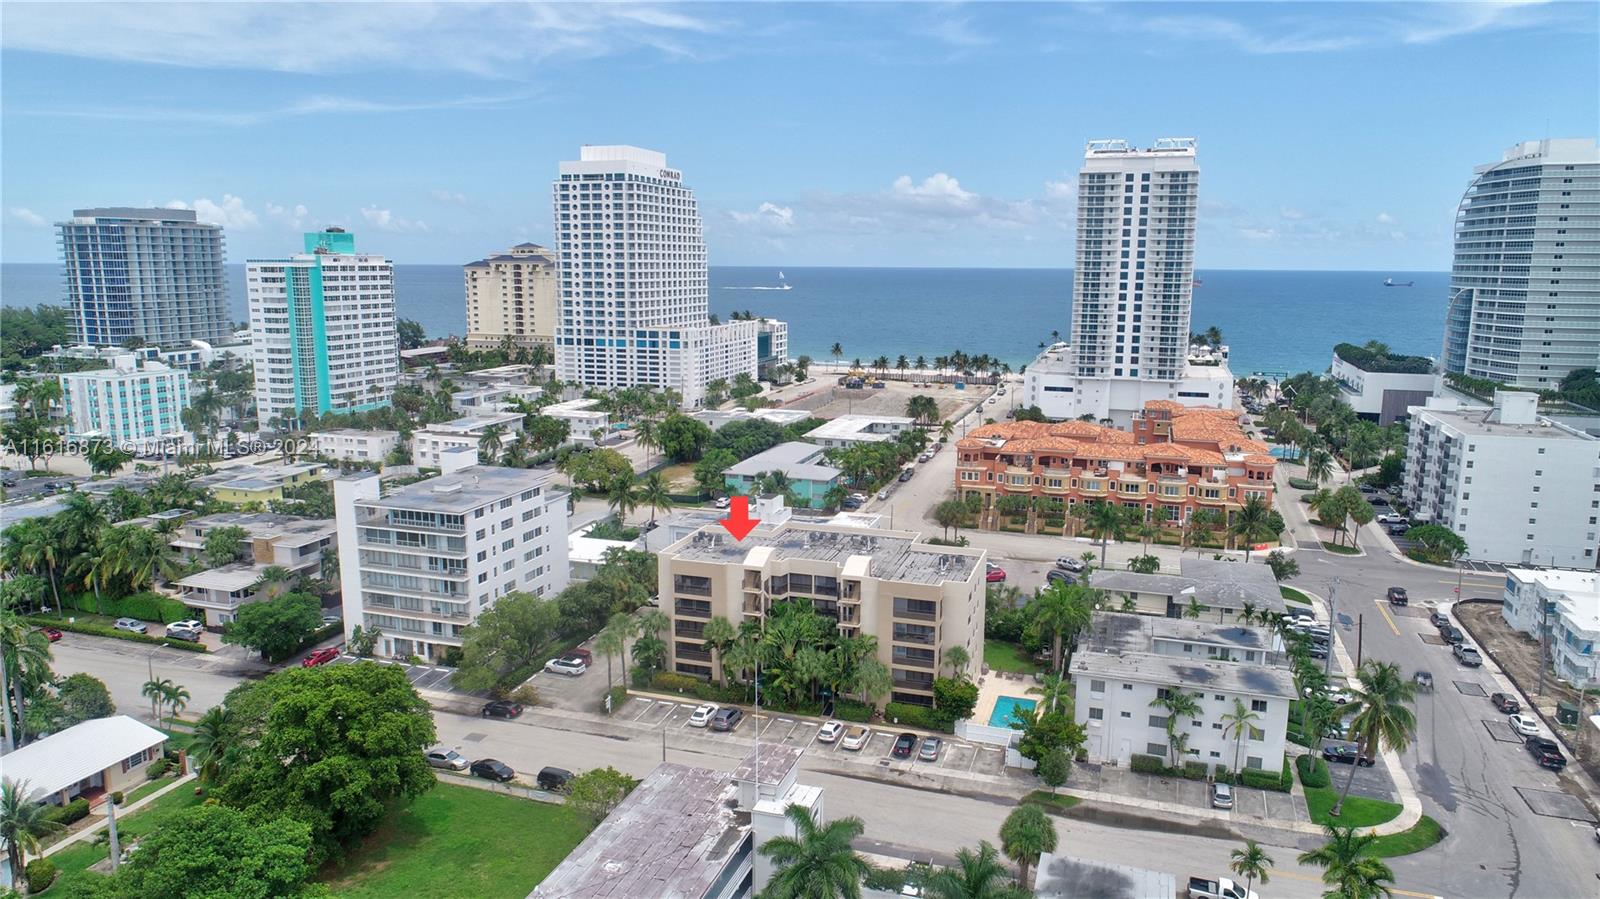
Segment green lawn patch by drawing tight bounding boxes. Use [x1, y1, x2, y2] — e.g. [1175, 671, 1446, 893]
[1320, 543, 1361, 555]
[1023, 790, 1081, 815]
[1280, 586, 1312, 606]
[320, 783, 591, 899]
[1303, 786, 1401, 828]
[121, 777, 178, 806]
[1364, 815, 1445, 858]
[159, 727, 195, 754]
[49, 784, 208, 893]
[984, 640, 1039, 674]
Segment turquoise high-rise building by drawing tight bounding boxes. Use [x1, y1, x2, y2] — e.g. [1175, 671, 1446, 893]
[246, 228, 398, 427]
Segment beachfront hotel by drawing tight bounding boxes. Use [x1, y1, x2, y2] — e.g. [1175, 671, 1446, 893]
[1023, 138, 1234, 426]
[551, 145, 784, 408]
[1442, 138, 1600, 391]
[58, 207, 232, 348]
[658, 505, 986, 708]
[246, 229, 399, 427]
[463, 243, 559, 351]
[954, 400, 1275, 534]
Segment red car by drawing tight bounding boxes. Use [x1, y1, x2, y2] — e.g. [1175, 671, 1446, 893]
[985, 564, 1007, 583]
[302, 647, 340, 667]
[37, 626, 63, 642]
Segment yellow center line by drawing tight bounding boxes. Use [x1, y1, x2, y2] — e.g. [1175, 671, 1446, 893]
[1373, 599, 1402, 636]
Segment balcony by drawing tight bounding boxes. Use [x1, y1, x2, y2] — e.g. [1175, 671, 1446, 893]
[892, 673, 935, 691]
[675, 647, 712, 663]
[892, 602, 938, 622]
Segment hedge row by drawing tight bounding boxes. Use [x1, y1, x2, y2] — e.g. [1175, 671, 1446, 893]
[1127, 752, 1292, 792]
[1296, 754, 1332, 788]
[648, 672, 752, 706]
[44, 797, 90, 827]
[833, 699, 874, 722]
[1287, 477, 1318, 491]
[61, 591, 191, 624]
[25, 615, 208, 652]
[884, 701, 947, 732]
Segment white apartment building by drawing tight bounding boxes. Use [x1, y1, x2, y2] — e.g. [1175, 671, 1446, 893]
[169, 511, 336, 626]
[1403, 391, 1600, 568]
[410, 412, 524, 468]
[1023, 139, 1220, 427]
[334, 459, 569, 662]
[541, 397, 610, 443]
[464, 243, 559, 351]
[804, 414, 915, 448]
[311, 429, 400, 464]
[1073, 612, 1293, 770]
[1329, 347, 1436, 425]
[450, 384, 542, 415]
[247, 229, 398, 427]
[1500, 568, 1600, 688]
[552, 146, 773, 408]
[1442, 139, 1600, 390]
[59, 353, 192, 453]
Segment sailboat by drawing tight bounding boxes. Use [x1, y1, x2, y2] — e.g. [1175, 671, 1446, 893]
[776, 271, 792, 291]
[1383, 278, 1414, 288]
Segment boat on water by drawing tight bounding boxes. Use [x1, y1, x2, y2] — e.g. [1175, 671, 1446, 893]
[1383, 278, 1414, 287]
[720, 270, 792, 291]
[775, 271, 791, 290]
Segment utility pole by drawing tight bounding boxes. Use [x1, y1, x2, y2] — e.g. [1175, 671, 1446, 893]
[1356, 614, 1364, 668]
[106, 793, 122, 872]
[1537, 594, 1550, 698]
[1324, 577, 1340, 677]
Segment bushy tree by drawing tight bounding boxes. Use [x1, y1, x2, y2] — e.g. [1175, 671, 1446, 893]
[222, 592, 321, 662]
[203, 526, 250, 568]
[709, 418, 786, 460]
[451, 591, 562, 693]
[931, 676, 979, 729]
[656, 413, 713, 462]
[55, 672, 116, 725]
[564, 766, 639, 823]
[98, 804, 313, 899]
[1265, 549, 1300, 582]
[564, 448, 634, 492]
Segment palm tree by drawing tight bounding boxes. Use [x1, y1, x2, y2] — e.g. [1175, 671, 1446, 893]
[142, 676, 174, 725]
[939, 419, 955, 441]
[943, 645, 971, 679]
[1229, 839, 1273, 898]
[252, 564, 296, 601]
[1027, 672, 1073, 715]
[594, 618, 627, 693]
[1150, 687, 1202, 766]
[0, 613, 53, 748]
[1298, 825, 1396, 898]
[188, 705, 233, 783]
[723, 634, 763, 689]
[1332, 660, 1416, 817]
[637, 471, 673, 526]
[758, 803, 869, 899]
[477, 423, 505, 462]
[2, 519, 62, 613]
[1186, 508, 1225, 556]
[162, 682, 191, 723]
[702, 616, 738, 686]
[829, 342, 844, 367]
[923, 840, 1030, 899]
[999, 804, 1057, 890]
[1221, 698, 1262, 775]
[1306, 448, 1335, 487]
[1030, 583, 1092, 673]
[605, 475, 639, 521]
[1, 778, 62, 887]
[1076, 501, 1130, 566]
[635, 417, 659, 468]
[1226, 496, 1280, 562]
[1184, 597, 1204, 619]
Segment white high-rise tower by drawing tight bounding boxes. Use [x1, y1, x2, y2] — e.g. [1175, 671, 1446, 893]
[552, 146, 776, 409]
[1024, 138, 1232, 425]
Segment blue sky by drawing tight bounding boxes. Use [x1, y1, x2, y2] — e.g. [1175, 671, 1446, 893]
[2, 2, 1595, 268]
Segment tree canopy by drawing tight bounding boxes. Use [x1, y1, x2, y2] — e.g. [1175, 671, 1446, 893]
[93, 804, 314, 899]
[451, 590, 563, 693]
[222, 592, 322, 662]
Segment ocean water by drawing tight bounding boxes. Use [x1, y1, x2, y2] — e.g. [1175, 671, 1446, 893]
[1, 263, 1449, 377]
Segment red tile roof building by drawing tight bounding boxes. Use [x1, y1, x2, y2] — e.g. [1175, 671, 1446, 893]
[955, 401, 1275, 533]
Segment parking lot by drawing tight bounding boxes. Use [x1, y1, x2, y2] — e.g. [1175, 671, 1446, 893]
[1074, 762, 1310, 825]
[334, 654, 483, 698]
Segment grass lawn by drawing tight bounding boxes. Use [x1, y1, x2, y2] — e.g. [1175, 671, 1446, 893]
[1320, 543, 1361, 555]
[984, 640, 1039, 674]
[120, 776, 179, 806]
[1023, 790, 1081, 815]
[49, 784, 208, 893]
[320, 783, 591, 899]
[1303, 785, 1402, 828]
[1280, 586, 1313, 606]
[1365, 815, 1445, 857]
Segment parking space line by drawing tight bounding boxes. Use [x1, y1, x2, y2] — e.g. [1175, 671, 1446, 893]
[1372, 599, 1401, 636]
[631, 700, 657, 721]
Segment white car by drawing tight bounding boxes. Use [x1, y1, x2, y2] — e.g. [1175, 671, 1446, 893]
[320, 615, 342, 626]
[113, 617, 147, 634]
[1055, 557, 1088, 573]
[688, 704, 718, 728]
[841, 725, 872, 751]
[1376, 513, 1409, 525]
[817, 720, 845, 744]
[167, 619, 204, 633]
[1508, 714, 1541, 737]
[876, 490, 889, 501]
[544, 656, 588, 677]
[714, 496, 731, 509]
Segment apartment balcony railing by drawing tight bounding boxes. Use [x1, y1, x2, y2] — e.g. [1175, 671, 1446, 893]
[675, 648, 712, 663]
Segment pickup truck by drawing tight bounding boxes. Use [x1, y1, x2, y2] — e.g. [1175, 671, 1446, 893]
[1189, 876, 1259, 899]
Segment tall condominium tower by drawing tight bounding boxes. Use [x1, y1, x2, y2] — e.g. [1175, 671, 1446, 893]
[1024, 139, 1231, 426]
[1442, 138, 1600, 389]
[553, 146, 771, 408]
[464, 243, 559, 351]
[58, 207, 231, 348]
[246, 229, 398, 427]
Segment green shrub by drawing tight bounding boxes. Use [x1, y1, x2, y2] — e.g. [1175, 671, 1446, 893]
[1129, 753, 1168, 775]
[1296, 754, 1332, 788]
[1181, 760, 1209, 781]
[691, 681, 750, 704]
[650, 672, 702, 693]
[25, 858, 57, 894]
[863, 866, 906, 892]
[883, 702, 940, 731]
[22, 615, 207, 652]
[111, 791, 124, 805]
[114, 591, 190, 624]
[147, 757, 172, 779]
[50, 797, 90, 825]
[833, 699, 874, 722]
[1287, 477, 1318, 491]
[603, 685, 629, 715]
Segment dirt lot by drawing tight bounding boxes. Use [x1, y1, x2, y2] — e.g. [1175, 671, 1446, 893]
[776, 379, 983, 422]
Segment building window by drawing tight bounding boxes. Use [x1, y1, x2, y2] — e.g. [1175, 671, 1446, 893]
[1250, 699, 1268, 713]
[1089, 708, 1104, 720]
[1147, 742, 1168, 756]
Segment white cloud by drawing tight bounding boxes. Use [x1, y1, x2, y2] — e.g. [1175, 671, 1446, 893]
[729, 202, 795, 233]
[1376, 212, 1396, 224]
[1280, 207, 1307, 221]
[911, 11, 993, 49]
[1238, 227, 1279, 241]
[14, 90, 540, 126]
[892, 173, 978, 208]
[430, 189, 468, 206]
[1043, 180, 1077, 202]
[8, 207, 47, 227]
[164, 195, 258, 229]
[266, 202, 311, 230]
[361, 206, 427, 233]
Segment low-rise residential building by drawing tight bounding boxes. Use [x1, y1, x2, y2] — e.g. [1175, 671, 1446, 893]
[1088, 557, 1286, 622]
[410, 412, 525, 468]
[804, 414, 916, 449]
[1023, 341, 1238, 428]
[956, 401, 1275, 534]
[1329, 344, 1436, 425]
[2, 716, 167, 808]
[170, 511, 336, 571]
[460, 363, 547, 386]
[693, 407, 814, 432]
[211, 461, 325, 504]
[1034, 854, 1178, 899]
[540, 398, 610, 442]
[176, 563, 274, 626]
[1501, 567, 1600, 687]
[334, 459, 569, 662]
[1402, 391, 1600, 568]
[568, 522, 638, 582]
[1072, 612, 1293, 770]
[59, 353, 192, 454]
[311, 429, 400, 464]
[659, 520, 985, 706]
[723, 442, 843, 509]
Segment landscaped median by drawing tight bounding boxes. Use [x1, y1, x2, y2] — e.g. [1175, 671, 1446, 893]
[1294, 754, 1443, 856]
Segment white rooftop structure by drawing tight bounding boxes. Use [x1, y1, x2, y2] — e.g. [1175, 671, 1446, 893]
[2, 716, 167, 802]
[804, 414, 915, 448]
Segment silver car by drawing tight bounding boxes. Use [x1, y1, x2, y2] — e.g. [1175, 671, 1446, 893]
[1210, 782, 1234, 809]
[918, 736, 942, 761]
[113, 617, 147, 634]
[425, 748, 469, 771]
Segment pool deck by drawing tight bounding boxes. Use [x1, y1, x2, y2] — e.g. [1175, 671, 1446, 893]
[975, 668, 1038, 728]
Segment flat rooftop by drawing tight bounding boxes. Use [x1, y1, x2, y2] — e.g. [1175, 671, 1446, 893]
[178, 562, 266, 592]
[319, 428, 399, 440]
[1084, 611, 1274, 654]
[804, 415, 913, 442]
[725, 441, 840, 482]
[667, 522, 982, 586]
[1419, 405, 1594, 441]
[1073, 648, 1295, 698]
[358, 465, 553, 514]
[175, 512, 335, 546]
[420, 412, 523, 434]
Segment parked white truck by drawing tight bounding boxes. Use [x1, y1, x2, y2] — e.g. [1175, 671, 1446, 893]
[1189, 876, 1259, 899]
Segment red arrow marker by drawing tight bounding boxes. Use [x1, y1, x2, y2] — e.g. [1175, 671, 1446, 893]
[719, 495, 761, 541]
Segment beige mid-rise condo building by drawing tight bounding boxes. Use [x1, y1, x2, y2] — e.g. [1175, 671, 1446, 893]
[464, 243, 558, 351]
[659, 508, 985, 707]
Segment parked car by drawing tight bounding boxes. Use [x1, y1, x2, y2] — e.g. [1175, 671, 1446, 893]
[1188, 876, 1258, 899]
[985, 563, 1007, 583]
[481, 700, 524, 719]
[1508, 714, 1541, 737]
[1429, 611, 1451, 629]
[714, 496, 731, 509]
[1322, 742, 1375, 767]
[470, 759, 516, 782]
[164, 626, 202, 643]
[899, 469, 915, 482]
[425, 748, 469, 771]
[168, 619, 204, 633]
[565, 647, 593, 665]
[817, 721, 845, 744]
[876, 489, 889, 501]
[841, 726, 872, 751]
[1055, 556, 1088, 573]
[1045, 570, 1076, 586]
[917, 453, 932, 463]
[1491, 692, 1521, 713]
[113, 617, 147, 634]
[711, 707, 744, 732]
[1526, 736, 1567, 770]
[918, 736, 942, 761]
[1453, 644, 1483, 667]
[1413, 670, 1433, 690]
[840, 498, 862, 511]
[1386, 587, 1408, 606]
[1386, 522, 1411, 536]
[1210, 782, 1234, 810]
[1376, 513, 1408, 525]
[537, 767, 573, 792]
[544, 656, 588, 676]
[302, 646, 340, 667]
[1440, 626, 1465, 645]
[37, 626, 63, 642]
[1358, 484, 1378, 495]
[320, 615, 342, 626]
[891, 732, 919, 759]
[689, 704, 718, 728]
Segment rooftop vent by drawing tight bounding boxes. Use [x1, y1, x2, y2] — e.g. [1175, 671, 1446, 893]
[431, 482, 464, 495]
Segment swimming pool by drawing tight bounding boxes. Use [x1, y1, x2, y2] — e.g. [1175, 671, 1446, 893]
[1269, 446, 1302, 460]
[988, 695, 1036, 728]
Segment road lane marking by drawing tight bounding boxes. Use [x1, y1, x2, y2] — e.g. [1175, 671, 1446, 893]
[1373, 599, 1402, 636]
